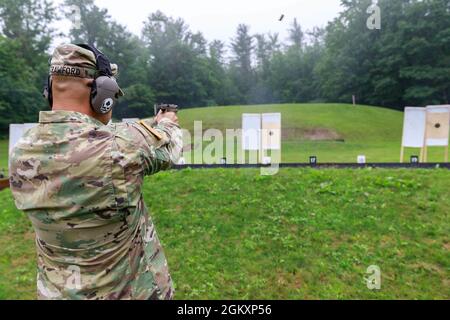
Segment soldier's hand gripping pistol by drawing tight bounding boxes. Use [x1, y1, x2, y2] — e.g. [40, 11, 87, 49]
[154, 103, 179, 116]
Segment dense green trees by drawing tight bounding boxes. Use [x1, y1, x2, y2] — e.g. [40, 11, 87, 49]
[1, 0, 450, 134]
[0, 37, 43, 133]
[318, 0, 450, 109]
[0, 0, 55, 133]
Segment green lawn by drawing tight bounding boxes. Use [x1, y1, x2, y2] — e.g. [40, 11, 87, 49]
[1, 104, 448, 299]
[1, 168, 449, 299]
[0, 140, 8, 174]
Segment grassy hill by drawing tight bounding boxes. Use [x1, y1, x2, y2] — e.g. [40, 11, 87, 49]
[0, 103, 447, 168]
[178, 103, 446, 163]
[1, 168, 449, 299]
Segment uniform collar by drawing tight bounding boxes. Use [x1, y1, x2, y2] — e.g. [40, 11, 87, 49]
[39, 110, 105, 127]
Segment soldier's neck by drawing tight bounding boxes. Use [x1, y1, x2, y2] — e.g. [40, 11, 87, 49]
[53, 100, 95, 115]
[52, 100, 109, 125]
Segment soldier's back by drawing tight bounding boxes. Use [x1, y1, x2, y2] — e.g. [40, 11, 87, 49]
[10, 110, 175, 300]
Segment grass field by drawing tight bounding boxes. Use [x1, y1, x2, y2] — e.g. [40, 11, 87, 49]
[0, 140, 7, 174]
[1, 168, 449, 299]
[0, 103, 448, 300]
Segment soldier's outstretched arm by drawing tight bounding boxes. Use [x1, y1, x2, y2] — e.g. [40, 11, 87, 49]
[132, 117, 183, 175]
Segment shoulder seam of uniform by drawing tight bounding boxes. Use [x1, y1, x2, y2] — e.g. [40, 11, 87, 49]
[138, 120, 163, 140]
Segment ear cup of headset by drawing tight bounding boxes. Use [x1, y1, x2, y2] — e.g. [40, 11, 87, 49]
[90, 76, 120, 114]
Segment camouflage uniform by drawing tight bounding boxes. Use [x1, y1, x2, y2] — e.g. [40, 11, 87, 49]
[9, 110, 182, 299]
[10, 43, 182, 299]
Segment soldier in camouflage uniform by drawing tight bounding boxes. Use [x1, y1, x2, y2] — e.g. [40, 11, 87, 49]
[9, 44, 182, 300]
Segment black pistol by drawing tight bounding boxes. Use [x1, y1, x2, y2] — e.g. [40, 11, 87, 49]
[154, 103, 179, 116]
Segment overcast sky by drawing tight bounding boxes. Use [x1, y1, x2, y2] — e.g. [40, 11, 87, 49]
[53, 0, 343, 44]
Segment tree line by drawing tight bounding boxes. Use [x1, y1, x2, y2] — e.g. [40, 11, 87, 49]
[0, 0, 449, 134]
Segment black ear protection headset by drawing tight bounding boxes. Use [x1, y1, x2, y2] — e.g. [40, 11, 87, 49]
[43, 44, 121, 115]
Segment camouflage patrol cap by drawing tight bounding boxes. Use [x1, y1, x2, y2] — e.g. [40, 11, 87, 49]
[49, 43, 123, 95]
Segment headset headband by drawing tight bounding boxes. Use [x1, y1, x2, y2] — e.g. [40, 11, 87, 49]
[76, 44, 113, 77]
[44, 44, 122, 112]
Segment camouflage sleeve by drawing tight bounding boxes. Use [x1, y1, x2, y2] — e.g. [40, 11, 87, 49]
[132, 118, 183, 176]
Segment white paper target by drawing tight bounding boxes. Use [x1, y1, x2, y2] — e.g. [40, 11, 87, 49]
[23, 123, 38, 134]
[262, 113, 281, 150]
[242, 114, 261, 151]
[9, 123, 38, 155]
[402, 107, 426, 148]
[262, 156, 272, 164]
[425, 105, 449, 146]
[9, 124, 25, 156]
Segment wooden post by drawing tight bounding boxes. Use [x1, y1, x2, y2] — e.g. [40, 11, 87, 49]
[423, 112, 429, 163]
[0, 178, 9, 191]
[420, 148, 424, 163]
[445, 145, 449, 162]
[259, 117, 263, 164]
[400, 146, 404, 163]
